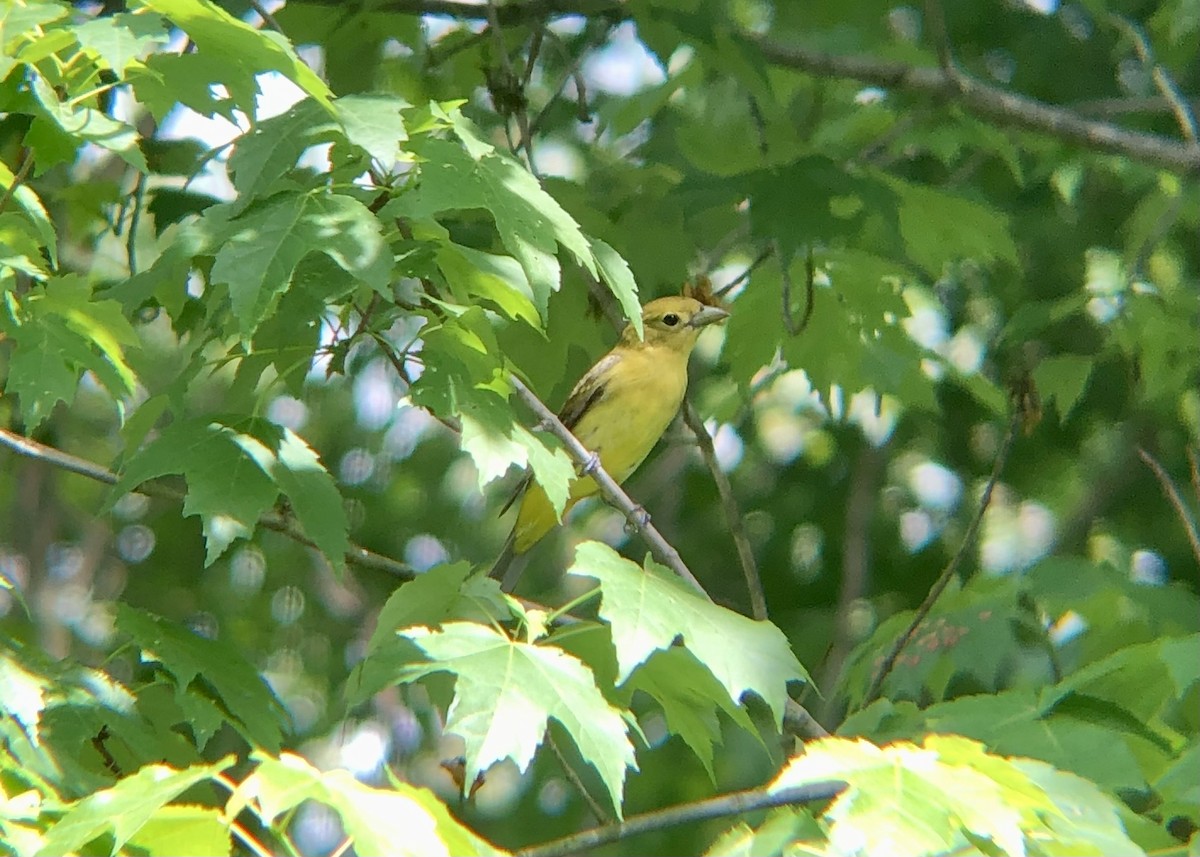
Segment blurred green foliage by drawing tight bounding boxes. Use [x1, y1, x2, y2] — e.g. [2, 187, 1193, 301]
[1, 0, 1198, 855]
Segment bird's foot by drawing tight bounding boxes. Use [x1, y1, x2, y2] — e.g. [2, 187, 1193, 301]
[580, 451, 601, 475]
[624, 505, 650, 533]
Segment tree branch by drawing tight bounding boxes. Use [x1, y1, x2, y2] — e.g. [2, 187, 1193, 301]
[507, 376, 710, 597]
[0, 428, 416, 581]
[753, 36, 1200, 173]
[1136, 445, 1200, 571]
[298, 0, 625, 24]
[858, 410, 1020, 708]
[514, 780, 846, 857]
[681, 400, 767, 619]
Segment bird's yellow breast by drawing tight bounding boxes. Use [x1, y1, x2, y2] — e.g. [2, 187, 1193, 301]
[511, 342, 691, 553]
[572, 345, 689, 481]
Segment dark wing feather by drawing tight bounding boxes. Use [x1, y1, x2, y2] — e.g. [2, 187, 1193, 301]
[558, 353, 617, 431]
[497, 352, 617, 517]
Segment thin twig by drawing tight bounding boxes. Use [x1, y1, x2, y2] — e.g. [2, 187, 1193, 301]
[923, 0, 959, 82]
[1188, 446, 1200, 507]
[859, 410, 1020, 708]
[1073, 95, 1200, 119]
[248, 0, 285, 34]
[819, 444, 884, 725]
[1111, 14, 1198, 143]
[485, 0, 537, 173]
[0, 428, 416, 580]
[780, 245, 815, 336]
[714, 245, 773, 298]
[681, 400, 767, 620]
[0, 149, 34, 215]
[1136, 445, 1200, 570]
[525, 29, 597, 139]
[547, 730, 613, 824]
[126, 173, 146, 275]
[752, 36, 1200, 173]
[515, 780, 845, 857]
[507, 376, 710, 597]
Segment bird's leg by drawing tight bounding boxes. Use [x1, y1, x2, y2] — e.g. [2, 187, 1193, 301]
[579, 451, 601, 476]
[624, 505, 650, 534]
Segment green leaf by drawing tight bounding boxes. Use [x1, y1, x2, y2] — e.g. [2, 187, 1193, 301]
[3, 321, 79, 428]
[226, 99, 336, 204]
[619, 647, 759, 781]
[366, 563, 507, 653]
[72, 12, 169, 74]
[397, 621, 637, 814]
[386, 120, 595, 315]
[209, 191, 391, 338]
[1013, 757, 1148, 856]
[124, 805, 230, 857]
[0, 653, 49, 736]
[567, 542, 810, 726]
[887, 176, 1019, 276]
[258, 425, 350, 572]
[705, 808, 823, 857]
[0, 160, 56, 267]
[436, 243, 540, 326]
[1033, 354, 1094, 420]
[142, 0, 332, 112]
[112, 419, 279, 563]
[116, 605, 290, 750]
[590, 238, 642, 338]
[231, 752, 501, 857]
[773, 733, 1144, 857]
[334, 93, 410, 166]
[38, 758, 232, 857]
[30, 75, 147, 171]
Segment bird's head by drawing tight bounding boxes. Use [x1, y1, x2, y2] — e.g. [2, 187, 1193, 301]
[622, 296, 730, 351]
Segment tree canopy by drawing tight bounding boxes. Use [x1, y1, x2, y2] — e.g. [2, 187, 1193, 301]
[1, 0, 1198, 855]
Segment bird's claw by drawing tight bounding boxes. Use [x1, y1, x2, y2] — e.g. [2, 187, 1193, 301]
[581, 451, 601, 475]
[624, 505, 650, 533]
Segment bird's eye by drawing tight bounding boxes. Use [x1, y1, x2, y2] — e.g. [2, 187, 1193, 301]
[662, 313, 680, 327]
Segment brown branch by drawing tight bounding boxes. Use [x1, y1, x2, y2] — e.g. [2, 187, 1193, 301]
[819, 443, 884, 724]
[507, 376, 710, 597]
[1111, 15, 1198, 144]
[0, 428, 416, 581]
[859, 410, 1020, 708]
[1137, 446, 1200, 571]
[514, 780, 846, 857]
[0, 149, 34, 215]
[547, 730, 614, 824]
[1073, 95, 1200, 119]
[294, 0, 624, 22]
[753, 36, 1200, 173]
[681, 401, 767, 619]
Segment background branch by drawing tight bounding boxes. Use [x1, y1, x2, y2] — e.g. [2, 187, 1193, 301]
[681, 400, 767, 619]
[858, 411, 1020, 708]
[1137, 445, 1200, 571]
[514, 780, 846, 857]
[0, 429, 416, 581]
[753, 37, 1200, 173]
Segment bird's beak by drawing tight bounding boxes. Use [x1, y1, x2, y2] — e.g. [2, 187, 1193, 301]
[688, 305, 730, 328]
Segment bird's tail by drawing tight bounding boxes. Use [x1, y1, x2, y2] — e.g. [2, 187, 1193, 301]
[488, 530, 528, 592]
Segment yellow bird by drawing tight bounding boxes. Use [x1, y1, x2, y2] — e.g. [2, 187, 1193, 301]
[491, 295, 729, 586]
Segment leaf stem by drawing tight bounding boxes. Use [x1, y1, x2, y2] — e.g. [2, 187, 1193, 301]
[546, 585, 602, 624]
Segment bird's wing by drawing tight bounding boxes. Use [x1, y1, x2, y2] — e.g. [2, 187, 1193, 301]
[558, 352, 619, 431]
[497, 352, 619, 517]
